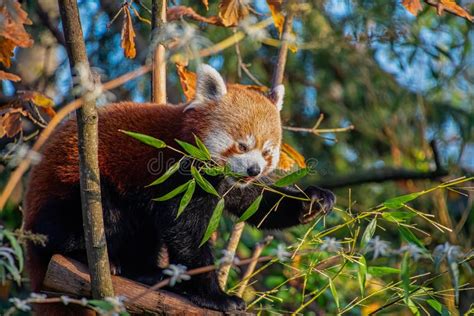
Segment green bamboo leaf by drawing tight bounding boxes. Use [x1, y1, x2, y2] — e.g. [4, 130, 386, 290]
[382, 211, 416, 223]
[357, 255, 367, 297]
[426, 299, 443, 314]
[204, 166, 226, 176]
[194, 134, 211, 160]
[4, 230, 23, 272]
[401, 252, 410, 303]
[407, 298, 421, 316]
[191, 166, 219, 197]
[329, 279, 339, 310]
[120, 130, 166, 149]
[360, 218, 377, 249]
[147, 161, 180, 187]
[274, 168, 309, 187]
[368, 266, 400, 277]
[200, 198, 225, 247]
[175, 139, 209, 160]
[383, 192, 422, 209]
[153, 181, 191, 202]
[177, 180, 195, 217]
[399, 226, 425, 250]
[238, 195, 263, 222]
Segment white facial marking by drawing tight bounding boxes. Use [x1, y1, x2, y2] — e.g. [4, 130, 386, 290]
[203, 130, 233, 161]
[227, 149, 266, 176]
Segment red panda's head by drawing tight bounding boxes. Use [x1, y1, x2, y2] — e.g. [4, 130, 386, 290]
[184, 64, 284, 179]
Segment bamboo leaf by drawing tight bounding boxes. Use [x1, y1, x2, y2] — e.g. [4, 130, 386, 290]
[177, 180, 195, 217]
[382, 211, 416, 223]
[360, 218, 377, 249]
[426, 299, 443, 314]
[357, 255, 367, 297]
[383, 192, 422, 209]
[200, 198, 225, 247]
[153, 181, 191, 201]
[120, 130, 166, 149]
[274, 168, 309, 187]
[238, 195, 263, 222]
[368, 266, 400, 277]
[194, 134, 211, 160]
[175, 139, 209, 160]
[329, 279, 340, 310]
[147, 161, 180, 187]
[401, 252, 410, 303]
[399, 226, 425, 249]
[191, 166, 219, 196]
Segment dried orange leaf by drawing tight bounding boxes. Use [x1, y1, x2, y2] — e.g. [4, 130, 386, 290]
[219, 0, 250, 27]
[0, 0, 33, 67]
[281, 143, 306, 168]
[402, 0, 423, 16]
[2, 111, 22, 138]
[278, 151, 295, 171]
[202, 0, 209, 10]
[18, 91, 56, 117]
[231, 83, 269, 93]
[176, 63, 197, 101]
[0, 70, 21, 82]
[167, 6, 220, 24]
[121, 5, 136, 59]
[266, 0, 284, 36]
[436, 0, 473, 21]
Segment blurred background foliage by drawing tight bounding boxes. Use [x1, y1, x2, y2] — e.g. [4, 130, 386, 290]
[0, 0, 473, 314]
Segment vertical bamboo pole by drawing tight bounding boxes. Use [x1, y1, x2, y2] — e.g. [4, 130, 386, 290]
[58, 0, 114, 299]
[151, 0, 167, 104]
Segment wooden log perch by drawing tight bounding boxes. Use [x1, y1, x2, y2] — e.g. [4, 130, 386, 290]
[43, 255, 223, 315]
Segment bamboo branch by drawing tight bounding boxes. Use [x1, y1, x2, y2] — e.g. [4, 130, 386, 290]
[218, 222, 245, 289]
[236, 236, 273, 297]
[151, 0, 167, 104]
[57, 0, 113, 299]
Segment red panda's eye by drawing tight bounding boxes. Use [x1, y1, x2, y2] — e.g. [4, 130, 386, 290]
[238, 143, 248, 153]
[263, 149, 271, 157]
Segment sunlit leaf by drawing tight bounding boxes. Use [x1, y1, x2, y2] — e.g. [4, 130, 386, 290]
[219, 0, 250, 27]
[120, 130, 166, 149]
[238, 195, 263, 222]
[274, 168, 308, 187]
[383, 192, 422, 209]
[426, 299, 443, 314]
[0, 70, 20, 82]
[177, 180, 195, 217]
[176, 63, 197, 101]
[191, 166, 219, 196]
[147, 161, 181, 187]
[266, 0, 284, 36]
[402, 0, 423, 16]
[360, 218, 377, 249]
[368, 266, 400, 277]
[433, 0, 473, 21]
[278, 143, 306, 171]
[153, 181, 191, 202]
[200, 198, 225, 246]
[175, 139, 210, 161]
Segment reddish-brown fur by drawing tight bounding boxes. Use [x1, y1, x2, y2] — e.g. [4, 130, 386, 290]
[23, 84, 281, 314]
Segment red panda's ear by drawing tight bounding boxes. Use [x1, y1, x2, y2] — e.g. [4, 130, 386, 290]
[268, 85, 285, 111]
[184, 64, 227, 112]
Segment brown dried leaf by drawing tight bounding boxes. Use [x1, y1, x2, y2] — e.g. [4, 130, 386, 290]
[2, 111, 22, 138]
[121, 5, 136, 59]
[266, 0, 284, 36]
[202, 0, 209, 10]
[435, 0, 473, 21]
[402, 0, 423, 16]
[281, 143, 306, 168]
[0, 69, 21, 82]
[0, 0, 34, 68]
[278, 151, 295, 171]
[176, 63, 197, 101]
[219, 0, 250, 27]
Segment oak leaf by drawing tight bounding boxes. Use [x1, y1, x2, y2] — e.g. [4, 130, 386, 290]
[0, 70, 21, 82]
[176, 63, 197, 101]
[121, 5, 136, 59]
[219, 0, 250, 27]
[0, 0, 33, 68]
[266, 0, 284, 36]
[402, 0, 423, 16]
[1, 111, 22, 138]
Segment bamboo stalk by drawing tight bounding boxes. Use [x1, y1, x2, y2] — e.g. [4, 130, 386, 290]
[57, 0, 114, 299]
[218, 222, 245, 289]
[151, 0, 167, 104]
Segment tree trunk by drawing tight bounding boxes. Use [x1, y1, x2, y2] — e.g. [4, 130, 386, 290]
[57, 0, 114, 299]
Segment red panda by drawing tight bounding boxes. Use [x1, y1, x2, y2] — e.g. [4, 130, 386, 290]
[23, 64, 335, 313]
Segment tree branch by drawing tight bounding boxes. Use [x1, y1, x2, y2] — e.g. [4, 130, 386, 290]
[58, 0, 114, 299]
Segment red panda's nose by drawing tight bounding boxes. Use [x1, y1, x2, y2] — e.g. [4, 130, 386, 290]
[247, 165, 261, 177]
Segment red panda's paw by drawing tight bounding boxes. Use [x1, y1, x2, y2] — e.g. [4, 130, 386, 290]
[299, 186, 335, 224]
[187, 293, 246, 312]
